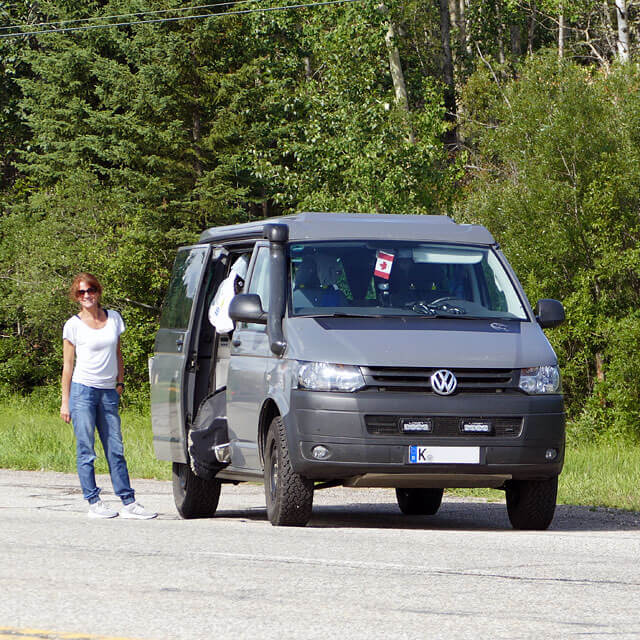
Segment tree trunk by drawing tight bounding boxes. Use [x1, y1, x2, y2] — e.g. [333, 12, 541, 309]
[558, 9, 565, 59]
[458, 0, 471, 56]
[602, 1, 617, 58]
[449, 0, 459, 32]
[439, 0, 456, 119]
[615, 0, 630, 62]
[381, 6, 415, 144]
[510, 23, 522, 56]
[191, 48, 203, 181]
[596, 352, 605, 382]
[527, 0, 537, 54]
[496, 2, 506, 64]
[303, 56, 312, 80]
[385, 22, 410, 111]
[192, 109, 202, 179]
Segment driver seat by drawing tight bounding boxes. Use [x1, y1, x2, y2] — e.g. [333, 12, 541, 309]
[406, 263, 449, 304]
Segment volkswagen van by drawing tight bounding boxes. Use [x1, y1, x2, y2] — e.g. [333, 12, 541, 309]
[149, 212, 565, 529]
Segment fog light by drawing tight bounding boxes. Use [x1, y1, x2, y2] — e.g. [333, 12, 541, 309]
[312, 445, 330, 460]
[545, 448, 558, 461]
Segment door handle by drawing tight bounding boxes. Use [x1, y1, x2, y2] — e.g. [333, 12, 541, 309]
[232, 338, 241, 347]
[176, 337, 184, 351]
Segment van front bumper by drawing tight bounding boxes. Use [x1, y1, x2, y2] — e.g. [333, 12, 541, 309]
[283, 390, 565, 484]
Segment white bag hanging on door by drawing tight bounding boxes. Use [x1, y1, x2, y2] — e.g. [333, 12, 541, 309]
[208, 275, 237, 334]
[208, 255, 250, 334]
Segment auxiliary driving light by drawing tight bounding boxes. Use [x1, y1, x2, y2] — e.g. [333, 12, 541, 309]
[461, 421, 492, 434]
[312, 445, 330, 460]
[401, 419, 433, 433]
[545, 448, 558, 461]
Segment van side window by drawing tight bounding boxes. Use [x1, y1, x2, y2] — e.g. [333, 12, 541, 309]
[245, 246, 270, 330]
[159, 247, 208, 329]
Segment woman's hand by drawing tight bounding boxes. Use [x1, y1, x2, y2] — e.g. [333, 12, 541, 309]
[60, 403, 71, 423]
[61, 339, 74, 424]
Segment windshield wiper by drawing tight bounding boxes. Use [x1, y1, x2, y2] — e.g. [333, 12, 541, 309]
[483, 316, 522, 322]
[300, 312, 396, 319]
[428, 313, 524, 321]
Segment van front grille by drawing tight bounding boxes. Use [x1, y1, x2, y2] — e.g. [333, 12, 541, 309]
[365, 415, 523, 438]
[360, 366, 518, 393]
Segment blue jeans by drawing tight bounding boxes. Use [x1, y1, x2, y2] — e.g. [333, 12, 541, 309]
[69, 382, 135, 505]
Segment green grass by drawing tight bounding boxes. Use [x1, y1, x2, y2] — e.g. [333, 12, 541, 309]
[0, 394, 171, 480]
[557, 442, 640, 510]
[437, 443, 640, 511]
[1, 395, 639, 510]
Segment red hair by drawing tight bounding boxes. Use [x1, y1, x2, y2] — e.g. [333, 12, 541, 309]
[69, 272, 102, 302]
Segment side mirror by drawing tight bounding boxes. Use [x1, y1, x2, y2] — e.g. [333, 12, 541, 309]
[535, 299, 565, 329]
[228, 294, 267, 325]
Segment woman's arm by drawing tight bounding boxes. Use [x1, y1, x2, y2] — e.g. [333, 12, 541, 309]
[60, 339, 75, 423]
[116, 337, 124, 395]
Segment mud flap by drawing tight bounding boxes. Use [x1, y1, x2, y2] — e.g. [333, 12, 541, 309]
[188, 388, 230, 480]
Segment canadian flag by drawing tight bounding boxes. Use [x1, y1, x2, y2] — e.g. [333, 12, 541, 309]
[374, 251, 395, 280]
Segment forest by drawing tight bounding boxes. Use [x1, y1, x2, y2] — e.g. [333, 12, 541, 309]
[1, 0, 640, 442]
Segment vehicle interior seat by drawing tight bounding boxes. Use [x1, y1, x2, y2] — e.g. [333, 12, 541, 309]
[292, 255, 348, 310]
[405, 262, 450, 304]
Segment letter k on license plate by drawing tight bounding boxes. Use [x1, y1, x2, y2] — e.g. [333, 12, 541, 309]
[409, 446, 480, 464]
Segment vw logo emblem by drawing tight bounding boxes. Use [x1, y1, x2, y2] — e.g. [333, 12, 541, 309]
[430, 369, 457, 395]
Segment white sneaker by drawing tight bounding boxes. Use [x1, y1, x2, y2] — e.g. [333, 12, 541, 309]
[88, 500, 118, 519]
[120, 501, 157, 520]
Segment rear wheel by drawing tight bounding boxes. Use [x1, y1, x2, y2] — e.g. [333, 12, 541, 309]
[505, 476, 558, 530]
[172, 461, 221, 519]
[264, 416, 314, 526]
[395, 488, 444, 515]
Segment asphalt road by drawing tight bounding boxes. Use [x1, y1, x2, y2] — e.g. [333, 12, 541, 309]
[2, 468, 640, 640]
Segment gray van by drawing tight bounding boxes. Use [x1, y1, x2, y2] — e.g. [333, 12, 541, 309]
[149, 212, 565, 529]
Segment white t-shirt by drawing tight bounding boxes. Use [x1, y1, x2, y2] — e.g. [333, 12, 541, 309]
[63, 309, 125, 389]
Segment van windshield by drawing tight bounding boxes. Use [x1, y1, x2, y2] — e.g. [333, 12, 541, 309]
[289, 241, 528, 320]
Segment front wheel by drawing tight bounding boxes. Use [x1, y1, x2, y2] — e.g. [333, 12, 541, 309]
[395, 488, 444, 515]
[172, 461, 221, 519]
[264, 416, 314, 526]
[505, 476, 558, 530]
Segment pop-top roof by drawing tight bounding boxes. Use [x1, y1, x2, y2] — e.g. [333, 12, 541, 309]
[199, 212, 495, 245]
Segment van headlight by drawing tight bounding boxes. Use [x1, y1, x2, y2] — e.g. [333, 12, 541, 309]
[293, 361, 366, 393]
[518, 366, 561, 394]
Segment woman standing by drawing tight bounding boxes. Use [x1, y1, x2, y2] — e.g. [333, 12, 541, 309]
[60, 273, 157, 519]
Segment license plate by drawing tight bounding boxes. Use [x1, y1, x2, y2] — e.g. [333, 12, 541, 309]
[409, 446, 480, 464]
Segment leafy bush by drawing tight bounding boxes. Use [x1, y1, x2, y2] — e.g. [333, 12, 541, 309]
[458, 54, 640, 440]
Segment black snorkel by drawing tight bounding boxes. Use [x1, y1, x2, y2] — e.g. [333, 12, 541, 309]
[264, 223, 288, 357]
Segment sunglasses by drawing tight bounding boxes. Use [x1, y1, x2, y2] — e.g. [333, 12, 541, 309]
[76, 287, 97, 297]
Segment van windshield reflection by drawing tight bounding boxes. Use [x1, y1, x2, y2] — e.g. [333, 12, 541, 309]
[289, 241, 528, 320]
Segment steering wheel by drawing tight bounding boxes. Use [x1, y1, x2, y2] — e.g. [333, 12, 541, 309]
[427, 297, 466, 315]
[429, 296, 458, 306]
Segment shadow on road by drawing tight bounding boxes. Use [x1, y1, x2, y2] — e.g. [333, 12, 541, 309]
[3, 470, 637, 533]
[213, 500, 640, 532]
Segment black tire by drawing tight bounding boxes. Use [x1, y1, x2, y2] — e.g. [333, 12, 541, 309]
[172, 461, 221, 519]
[264, 416, 314, 526]
[395, 488, 444, 515]
[505, 476, 558, 530]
